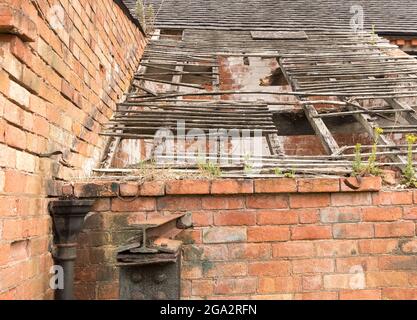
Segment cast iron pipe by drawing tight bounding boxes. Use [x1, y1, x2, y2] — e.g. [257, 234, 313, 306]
[49, 200, 94, 300]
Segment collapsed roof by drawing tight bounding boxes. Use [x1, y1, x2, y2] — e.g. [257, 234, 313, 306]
[97, 1, 417, 180]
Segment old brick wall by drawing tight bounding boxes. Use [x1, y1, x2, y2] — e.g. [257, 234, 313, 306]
[65, 177, 417, 300]
[0, 0, 146, 299]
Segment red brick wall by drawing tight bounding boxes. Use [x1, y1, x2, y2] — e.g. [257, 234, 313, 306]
[64, 177, 417, 300]
[0, 0, 145, 299]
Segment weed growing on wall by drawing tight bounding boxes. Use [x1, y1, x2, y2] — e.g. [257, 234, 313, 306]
[403, 134, 417, 188]
[352, 143, 365, 177]
[367, 127, 383, 176]
[136, 0, 155, 35]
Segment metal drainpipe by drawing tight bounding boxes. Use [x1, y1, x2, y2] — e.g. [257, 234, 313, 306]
[48, 200, 94, 300]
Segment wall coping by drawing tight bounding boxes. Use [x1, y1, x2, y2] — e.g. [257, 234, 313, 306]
[61, 176, 384, 198]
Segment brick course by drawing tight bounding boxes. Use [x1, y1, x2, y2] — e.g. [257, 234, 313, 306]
[63, 176, 417, 300]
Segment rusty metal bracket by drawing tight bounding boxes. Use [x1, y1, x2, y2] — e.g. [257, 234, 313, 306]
[117, 213, 192, 300]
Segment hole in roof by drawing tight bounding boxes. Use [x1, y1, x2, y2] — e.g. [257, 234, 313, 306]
[181, 65, 213, 85]
[144, 65, 175, 82]
[259, 68, 288, 86]
[273, 113, 364, 136]
[159, 29, 184, 40]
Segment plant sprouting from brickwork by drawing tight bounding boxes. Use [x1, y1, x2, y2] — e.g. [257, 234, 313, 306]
[403, 134, 417, 188]
[136, 0, 155, 35]
[274, 168, 283, 177]
[198, 161, 222, 179]
[366, 127, 383, 176]
[284, 169, 296, 179]
[243, 154, 254, 174]
[352, 143, 365, 177]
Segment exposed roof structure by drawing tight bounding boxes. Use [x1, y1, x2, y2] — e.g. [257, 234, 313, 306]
[98, 1, 417, 179]
[122, 0, 417, 35]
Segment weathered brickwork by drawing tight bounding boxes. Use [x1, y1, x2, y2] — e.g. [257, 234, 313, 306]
[0, 0, 145, 299]
[64, 177, 417, 300]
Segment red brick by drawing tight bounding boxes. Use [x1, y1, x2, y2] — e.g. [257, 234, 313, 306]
[182, 264, 202, 280]
[228, 243, 271, 260]
[400, 239, 417, 254]
[4, 170, 29, 194]
[291, 225, 332, 240]
[362, 207, 403, 222]
[331, 193, 371, 207]
[0, 263, 23, 291]
[0, 196, 18, 217]
[111, 198, 155, 212]
[192, 211, 213, 227]
[409, 273, 417, 286]
[214, 211, 256, 226]
[323, 274, 363, 290]
[61, 79, 74, 101]
[9, 34, 32, 65]
[157, 196, 201, 211]
[204, 262, 247, 277]
[0, 65, 10, 95]
[292, 259, 334, 274]
[214, 278, 257, 295]
[0, 244, 10, 266]
[320, 207, 361, 223]
[404, 207, 417, 220]
[2, 218, 22, 240]
[273, 242, 315, 258]
[298, 209, 320, 224]
[0, 5, 37, 42]
[339, 290, 381, 300]
[378, 256, 417, 271]
[91, 199, 111, 212]
[5, 123, 26, 150]
[302, 275, 322, 291]
[256, 210, 298, 225]
[119, 183, 139, 197]
[336, 257, 379, 273]
[246, 194, 288, 209]
[372, 191, 413, 205]
[211, 179, 253, 194]
[316, 240, 358, 257]
[258, 276, 302, 294]
[382, 288, 417, 300]
[374, 222, 415, 238]
[290, 194, 330, 208]
[358, 239, 399, 254]
[248, 261, 290, 276]
[202, 196, 244, 210]
[192, 280, 214, 296]
[247, 226, 290, 242]
[366, 272, 409, 287]
[254, 178, 297, 193]
[202, 227, 247, 244]
[333, 223, 374, 239]
[297, 178, 340, 193]
[74, 182, 118, 198]
[340, 177, 382, 192]
[139, 181, 165, 196]
[166, 180, 210, 195]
